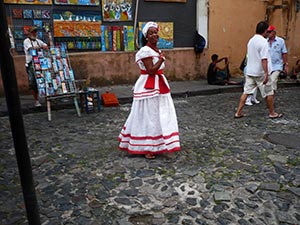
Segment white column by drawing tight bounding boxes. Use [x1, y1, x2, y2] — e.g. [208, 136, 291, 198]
[196, 0, 208, 47]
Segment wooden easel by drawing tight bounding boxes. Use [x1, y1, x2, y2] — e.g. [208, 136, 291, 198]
[43, 23, 81, 121]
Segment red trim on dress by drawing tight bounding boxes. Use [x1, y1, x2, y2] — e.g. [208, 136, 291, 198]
[119, 131, 180, 140]
[118, 146, 181, 155]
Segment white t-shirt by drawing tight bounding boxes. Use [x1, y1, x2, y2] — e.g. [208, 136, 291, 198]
[23, 38, 47, 66]
[246, 34, 272, 77]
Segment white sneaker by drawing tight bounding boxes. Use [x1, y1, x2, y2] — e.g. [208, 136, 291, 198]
[34, 101, 41, 107]
[245, 99, 253, 106]
[252, 99, 260, 104]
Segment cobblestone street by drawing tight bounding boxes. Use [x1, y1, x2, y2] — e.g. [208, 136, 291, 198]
[1, 87, 300, 225]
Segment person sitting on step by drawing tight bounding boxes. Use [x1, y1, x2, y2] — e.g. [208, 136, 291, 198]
[207, 54, 242, 86]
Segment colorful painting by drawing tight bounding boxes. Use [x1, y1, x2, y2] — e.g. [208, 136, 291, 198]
[54, 0, 100, 6]
[12, 9, 23, 19]
[23, 25, 31, 35]
[23, 9, 33, 19]
[53, 11, 102, 37]
[145, 0, 186, 2]
[42, 10, 51, 19]
[101, 25, 134, 52]
[33, 20, 43, 29]
[138, 22, 174, 49]
[124, 25, 134, 51]
[102, 0, 132, 21]
[37, 31, 43, 39]
[15, 41, 24, 52]
[33, 10, 42, 19]
[14, 29, 24, 39]
[4, 0, 52, 4]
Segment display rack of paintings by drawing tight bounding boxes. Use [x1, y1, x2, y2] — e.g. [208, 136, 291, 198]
[138, 22, 174, 49]
[30, 45, 81, 120]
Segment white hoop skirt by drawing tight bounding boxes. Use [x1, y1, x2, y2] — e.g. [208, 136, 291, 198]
[118, 93, 180, 155]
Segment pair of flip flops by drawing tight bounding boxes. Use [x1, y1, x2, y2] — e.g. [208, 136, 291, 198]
[269, 113, 283, 119]
[234, 113, 283, 119]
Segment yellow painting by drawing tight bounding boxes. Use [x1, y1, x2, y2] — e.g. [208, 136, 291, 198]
[4, 0, 52, 5]
[139, 22, 174, 49]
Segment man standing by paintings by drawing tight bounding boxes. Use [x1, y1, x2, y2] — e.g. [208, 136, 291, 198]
[23, 26, 48, 107]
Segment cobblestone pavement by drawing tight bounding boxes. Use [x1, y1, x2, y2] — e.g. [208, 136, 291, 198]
[1, 87, 300, 225]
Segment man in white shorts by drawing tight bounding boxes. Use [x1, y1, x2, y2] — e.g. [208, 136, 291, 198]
[234, 21, 283, 119]
[267, 25, 288, 92]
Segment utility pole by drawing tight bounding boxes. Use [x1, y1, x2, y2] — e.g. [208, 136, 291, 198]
[0, 2, 41, 225]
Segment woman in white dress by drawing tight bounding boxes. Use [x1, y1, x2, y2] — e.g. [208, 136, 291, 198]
[118, 21, 181, 159]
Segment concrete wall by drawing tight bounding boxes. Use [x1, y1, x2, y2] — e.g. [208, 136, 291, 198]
[207, 0, 300, 75]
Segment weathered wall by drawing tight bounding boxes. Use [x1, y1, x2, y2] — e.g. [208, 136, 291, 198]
[0, 48, 208, 95]
[208, 0, 300, 75]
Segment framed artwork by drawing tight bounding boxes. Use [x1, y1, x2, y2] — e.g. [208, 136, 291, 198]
[14, 29, 24, 39]
[33, 10, 42, 19]
[37, 31, 43, 39]
[42, 10, 51, 19]
[138, 22, 174, 49]
[54, 0, 100, 6]
[53, 11, 102, 37]
[23, 9, 33, 19]
[102, 0, 132, 22]
[145, 0, 186, 2]
[23, 25, 31, 35]
[15, 41, 24, 52]
[33, 20, 43, 29]
[4, 0, 52, 5]
[12, 9, 23, 19]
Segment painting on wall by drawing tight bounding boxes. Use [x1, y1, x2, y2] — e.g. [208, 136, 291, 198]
[54, 0, 100, 6]
[102, 0, 132, 21]
[144, 0, 186, 2]
[12, 9, 23, 19]
[100, 25, 134, 51]
[33, 10, 43, 19]
[4, 0, 52, 5]
[53, 11, 102, 37]
[138, 22, 174, 49]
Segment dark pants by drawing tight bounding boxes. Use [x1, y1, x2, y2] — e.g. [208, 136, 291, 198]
[26, 62, 38, 92]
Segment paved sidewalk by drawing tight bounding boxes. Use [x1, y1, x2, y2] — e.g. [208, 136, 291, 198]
[0, 79, 298, 116]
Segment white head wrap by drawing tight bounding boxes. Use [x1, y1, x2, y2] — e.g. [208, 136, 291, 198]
[142, 21, 159, 38]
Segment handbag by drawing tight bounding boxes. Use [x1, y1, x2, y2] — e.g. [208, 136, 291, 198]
[101, 92, 119, 107]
